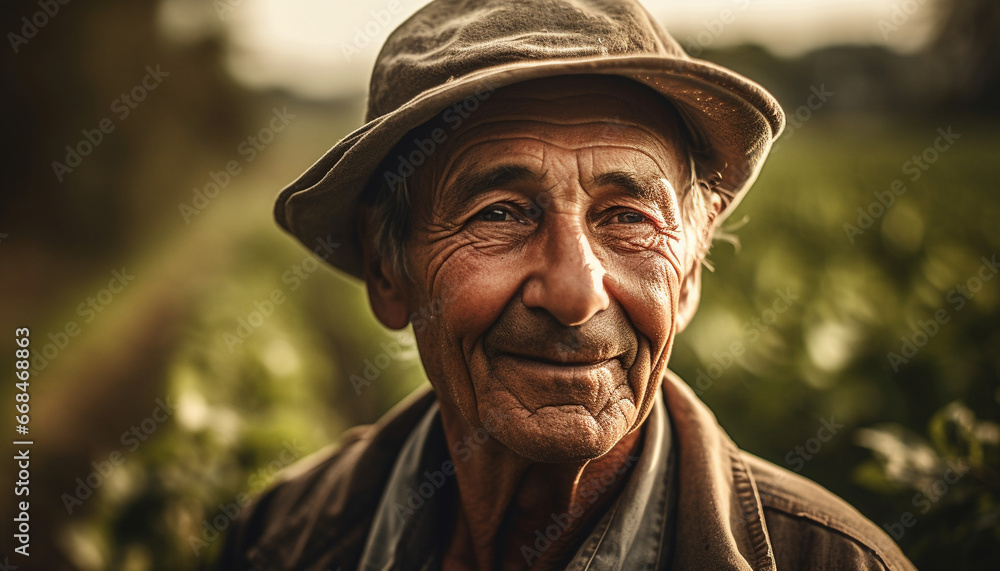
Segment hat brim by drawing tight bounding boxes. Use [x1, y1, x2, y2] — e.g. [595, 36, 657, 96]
[275, 55, 785, 279]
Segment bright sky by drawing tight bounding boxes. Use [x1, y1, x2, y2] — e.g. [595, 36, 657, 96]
[159, 0, 937, 99]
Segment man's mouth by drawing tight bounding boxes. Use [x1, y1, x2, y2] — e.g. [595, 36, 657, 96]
[480, 298, 640, 390]
[497, 351, 621, 369]
[487, 351, 630, 416]
[491, 350, 627, 387]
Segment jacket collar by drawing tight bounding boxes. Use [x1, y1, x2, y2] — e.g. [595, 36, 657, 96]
[660, 370, 777, 570]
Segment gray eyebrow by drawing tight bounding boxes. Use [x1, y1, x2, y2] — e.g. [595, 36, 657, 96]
[591, 170, 683, 228]
[438, 165, 678, 223]
[590, 171, 661, 201]
[444, 164, 539, 210]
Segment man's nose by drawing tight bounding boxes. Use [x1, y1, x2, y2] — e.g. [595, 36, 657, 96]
[521, 220, 610, 326]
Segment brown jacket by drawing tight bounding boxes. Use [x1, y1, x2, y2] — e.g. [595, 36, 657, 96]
[219, 372, 917, 570]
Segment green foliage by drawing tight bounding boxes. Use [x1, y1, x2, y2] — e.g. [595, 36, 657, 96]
[855, 402, 1000, 563]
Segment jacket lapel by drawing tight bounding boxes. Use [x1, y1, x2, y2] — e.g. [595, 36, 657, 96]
[661, 370, 777, 571]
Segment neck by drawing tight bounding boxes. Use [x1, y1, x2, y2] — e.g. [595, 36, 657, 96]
[439, 402, 643, 571]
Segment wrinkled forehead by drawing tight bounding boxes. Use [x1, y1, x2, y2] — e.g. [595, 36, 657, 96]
[429, 75, 693, 182]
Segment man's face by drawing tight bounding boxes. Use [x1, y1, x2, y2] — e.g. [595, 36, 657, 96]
[379, 76, 700, 463]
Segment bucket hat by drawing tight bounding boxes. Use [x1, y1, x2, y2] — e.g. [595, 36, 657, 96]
[274, 0, 785, 278]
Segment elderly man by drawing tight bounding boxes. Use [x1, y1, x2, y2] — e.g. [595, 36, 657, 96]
[221, 1, 916, 569]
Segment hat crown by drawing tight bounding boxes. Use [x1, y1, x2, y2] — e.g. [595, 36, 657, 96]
[367, 0, 688, 121]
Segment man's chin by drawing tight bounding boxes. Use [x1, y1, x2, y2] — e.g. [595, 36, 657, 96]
[480, 398, 637, 463]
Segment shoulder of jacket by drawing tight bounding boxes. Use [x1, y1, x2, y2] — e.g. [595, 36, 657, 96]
[216, 423, 374, 569]
[217, 387, 437, 569]
[739, 452, 917, 571]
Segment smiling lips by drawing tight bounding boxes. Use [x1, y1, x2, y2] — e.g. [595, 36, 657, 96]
[501, 347, 621, 366]
[488, 351, 627, 415]
[479, 298, 640, 410]
[495, 351, 623, 388]
[497, 351, 622, 376]
[488, 333, 628, 382]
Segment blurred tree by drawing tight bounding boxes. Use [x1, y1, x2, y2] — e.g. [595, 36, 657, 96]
[932, 0, 1000, 110]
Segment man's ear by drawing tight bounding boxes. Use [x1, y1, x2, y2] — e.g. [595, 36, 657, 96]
[358, 206, 411, 330]
[676, 192, 723, 332]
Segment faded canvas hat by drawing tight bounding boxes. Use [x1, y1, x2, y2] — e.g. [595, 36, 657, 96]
[274, 0, 785, 278]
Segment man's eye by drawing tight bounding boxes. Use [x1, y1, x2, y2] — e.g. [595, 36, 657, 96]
[477, 207, 515, 222]
[614, 211, 647, 224]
